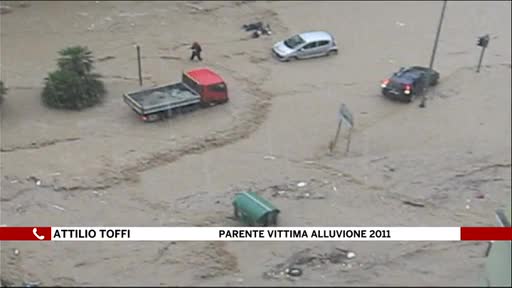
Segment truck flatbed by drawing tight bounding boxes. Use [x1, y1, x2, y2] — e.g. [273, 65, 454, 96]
[123, 82, 200, 116]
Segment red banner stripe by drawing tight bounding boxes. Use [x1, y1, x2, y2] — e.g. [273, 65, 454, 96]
[0, 227, 52, 241]
[460, 227, 512, 241]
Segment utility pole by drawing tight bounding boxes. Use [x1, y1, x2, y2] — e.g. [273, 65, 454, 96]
[136, 45, 143, 86]
[420, 0, 447, 108]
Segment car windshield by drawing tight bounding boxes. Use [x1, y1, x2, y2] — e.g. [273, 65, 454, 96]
[284, 35, 305, 49]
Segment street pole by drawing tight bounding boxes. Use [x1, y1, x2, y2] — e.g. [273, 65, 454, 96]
[476, 35, 490, 73]
[329, 119, 343, 153]
[476, 45, 486, 73]
[136, 45, 143, 86]
[345, 126, 353, 155]
[420, 0, 447, 108]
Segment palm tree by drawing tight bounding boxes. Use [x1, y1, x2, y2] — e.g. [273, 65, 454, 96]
[57, 46, 94, 76]
[42, 46, 106, 110]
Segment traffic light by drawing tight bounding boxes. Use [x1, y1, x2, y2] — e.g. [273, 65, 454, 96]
[477, 35, 490, 48]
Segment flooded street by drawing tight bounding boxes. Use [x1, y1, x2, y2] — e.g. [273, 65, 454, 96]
[1, 1, 510, 286]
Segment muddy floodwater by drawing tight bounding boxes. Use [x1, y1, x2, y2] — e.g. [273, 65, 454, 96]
[1, 1, 511, 286]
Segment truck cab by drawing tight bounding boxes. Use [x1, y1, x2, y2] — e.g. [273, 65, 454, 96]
[182, 68, 229, 106]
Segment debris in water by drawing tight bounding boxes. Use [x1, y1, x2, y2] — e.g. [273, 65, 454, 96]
[370, 156, 387, 163]
[10, 180, 19, 184]
[402, 200, 425, 208]
[286, 267, 302, 277]
[465, 205, 470, 209]
[384, 165, 395, 172]
[13, 249, 19, 256]
[77, 12, 89, 17]
[184, 3, 205, 12]
[335, 248, 356, 260]
[297, 182, 307, 188]
[49, 172, 61, 176]
[36, 180, 41, 186]
[97, 56, 116, 62]
[332, 185, 337, 192]
[263, 155, 276, 160]
[52, 204, 65, 211]
[475, 192, 485, 199]
[395, 21, 406, 27]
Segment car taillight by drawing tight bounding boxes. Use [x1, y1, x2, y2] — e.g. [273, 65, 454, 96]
[404, 84, 411, 94]
[381, 79, 390, 88]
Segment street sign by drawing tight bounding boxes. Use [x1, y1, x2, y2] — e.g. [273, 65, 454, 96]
[330, 103, 355, 154]
[338, 104, 354, 127]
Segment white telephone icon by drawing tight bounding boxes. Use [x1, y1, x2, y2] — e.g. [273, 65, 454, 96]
[33, 228, 45, 240]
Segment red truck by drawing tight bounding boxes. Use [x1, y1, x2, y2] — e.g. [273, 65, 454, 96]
[123, 68, 229, 122]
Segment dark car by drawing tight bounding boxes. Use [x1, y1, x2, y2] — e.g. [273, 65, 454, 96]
[381, 66, 440, 102]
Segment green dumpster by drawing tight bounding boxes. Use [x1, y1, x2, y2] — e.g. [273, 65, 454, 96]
[233, 191, 280, 226]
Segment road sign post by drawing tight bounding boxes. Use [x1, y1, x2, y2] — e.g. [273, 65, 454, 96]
[329, 118, 343, 153]
[329, 104, 354, 154]
[345, 126, 353, 155]
[136, 45, 143, 86]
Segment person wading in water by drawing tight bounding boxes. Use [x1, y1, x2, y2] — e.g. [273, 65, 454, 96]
[190, 42, 202, 61]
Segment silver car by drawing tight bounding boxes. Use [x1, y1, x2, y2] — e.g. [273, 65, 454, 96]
[272, 31, 338, 61]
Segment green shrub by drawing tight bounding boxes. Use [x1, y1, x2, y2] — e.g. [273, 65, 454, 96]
[42, 46, 106, 110]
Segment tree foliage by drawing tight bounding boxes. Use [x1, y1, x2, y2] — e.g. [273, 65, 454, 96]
[42, 46, 106, 110]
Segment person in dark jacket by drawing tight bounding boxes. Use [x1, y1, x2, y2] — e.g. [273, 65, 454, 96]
[190, 42, 202, 61]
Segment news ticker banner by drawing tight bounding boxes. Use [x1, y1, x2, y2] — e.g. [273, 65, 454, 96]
[0, 227, 511, 241]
